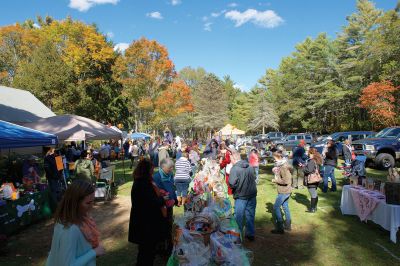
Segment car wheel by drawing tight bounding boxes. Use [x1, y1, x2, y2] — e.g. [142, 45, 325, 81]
[375, 153, 395, 169]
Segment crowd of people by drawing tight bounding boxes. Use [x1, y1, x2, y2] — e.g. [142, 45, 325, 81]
[44, 131, 348, 266]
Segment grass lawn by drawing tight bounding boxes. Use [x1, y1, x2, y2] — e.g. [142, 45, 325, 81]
[1, 159, 400, 266]
[105, 159, 400, 265]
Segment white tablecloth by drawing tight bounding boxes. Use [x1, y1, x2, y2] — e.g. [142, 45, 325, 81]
[341, 185, 400, 243]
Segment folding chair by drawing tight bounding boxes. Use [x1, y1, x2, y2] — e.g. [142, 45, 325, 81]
[95, 165, 115, 201]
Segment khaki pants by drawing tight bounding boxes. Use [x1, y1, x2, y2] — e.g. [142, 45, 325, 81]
[292, 166, 304, 188]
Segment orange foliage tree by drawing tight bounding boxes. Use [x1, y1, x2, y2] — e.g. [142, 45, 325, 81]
[0, 24, 40, 84]
[359, 81, 399, 127]
[113, 38, 177, 130]
[154, 80, 194, 124]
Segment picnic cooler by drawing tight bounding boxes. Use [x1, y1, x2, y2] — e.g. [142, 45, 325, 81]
[384, 182, 400, 205]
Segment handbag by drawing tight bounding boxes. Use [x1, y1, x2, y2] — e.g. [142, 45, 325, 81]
[308, 168, 322, 184]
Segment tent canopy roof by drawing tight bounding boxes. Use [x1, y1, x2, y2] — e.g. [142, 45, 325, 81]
[218, 124, 245, 136]
[0, 86, 55, 124]
[131, 132, 151, 140]
[24, 115, 121, 141]
[0, 120, 58, 149]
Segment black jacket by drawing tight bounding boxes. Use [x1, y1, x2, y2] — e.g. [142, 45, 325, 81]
[228, 160, 257, 200]
[324, 147, 338, 167]
[44, 154, 60, 180]
[128, 178, 167, 244]
[342, 144, 352, 162]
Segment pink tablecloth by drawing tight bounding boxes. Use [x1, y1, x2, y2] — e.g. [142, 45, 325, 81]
[349, 186, 385, 221]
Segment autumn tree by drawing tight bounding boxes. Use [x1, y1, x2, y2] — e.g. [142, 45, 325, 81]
[13, 41, 75, 114]
[154, 80, 193, 125]
[37, 18, 119, 122]
[113, 38, 176, 131]
[359, 81, 399, 127]
[0, 24, 40, 85]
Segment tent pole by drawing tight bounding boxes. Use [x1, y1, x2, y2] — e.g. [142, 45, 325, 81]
[122, 138, 125, 181]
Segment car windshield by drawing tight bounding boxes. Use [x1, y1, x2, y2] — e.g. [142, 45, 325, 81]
[375, 128, 400, 138]
[329, 132, 341, 140]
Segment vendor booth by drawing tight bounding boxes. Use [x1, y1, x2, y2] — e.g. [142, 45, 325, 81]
[218, 124, 245, 140]
[24, 115, 123, 199]
[23, 114, 122, 142]
[130, 132, 151, 140]
[0, 120, 58, 236]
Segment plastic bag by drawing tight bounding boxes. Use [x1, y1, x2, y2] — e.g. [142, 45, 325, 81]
[174, 229, 211, 266]
[209, 197, 232, 219]
[210, 231, 251, 266]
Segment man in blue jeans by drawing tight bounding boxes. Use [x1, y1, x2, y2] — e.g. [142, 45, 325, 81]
[322, 140, 338, 193]
[228, 152, 257, 241]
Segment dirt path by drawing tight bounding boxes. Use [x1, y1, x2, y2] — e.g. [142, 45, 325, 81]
[0, 196, 132, 266]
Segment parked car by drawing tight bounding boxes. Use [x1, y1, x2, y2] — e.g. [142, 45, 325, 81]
[253, 132, 285, 143]
[312, 131, 375, 155]
[273, 133, 313, 150]
[352, 127, 400, 169]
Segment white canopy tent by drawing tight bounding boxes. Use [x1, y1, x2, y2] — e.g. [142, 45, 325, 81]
[24, 115, 122, 142]
[218, 124, 245, 137]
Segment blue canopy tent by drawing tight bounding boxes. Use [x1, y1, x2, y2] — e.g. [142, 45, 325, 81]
[130, 132, 151, 140]
[0, 120, 58, 149]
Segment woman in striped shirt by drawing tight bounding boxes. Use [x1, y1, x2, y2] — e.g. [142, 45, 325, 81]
[174, 151, 192, 206]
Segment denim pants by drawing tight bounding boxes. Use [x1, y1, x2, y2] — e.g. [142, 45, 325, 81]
[323, 165, 337, 192]
[273, 193, 291, 222]
[234, 196, 257, 237]
[254, 166, 259, 182]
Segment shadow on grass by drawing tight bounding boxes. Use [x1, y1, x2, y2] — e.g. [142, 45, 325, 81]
[323, 201, 400, 265]
[265, 202, 275, 224]
[292, 192, 310, 209]
[251, 220, 317, 266]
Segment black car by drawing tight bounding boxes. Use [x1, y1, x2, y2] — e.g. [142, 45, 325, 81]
[273, 133, 313, 150]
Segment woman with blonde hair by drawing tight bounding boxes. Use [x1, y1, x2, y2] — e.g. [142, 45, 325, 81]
[304, 148, 323, 213]
[46, 179, 105, 266]
[271, 149, 293, 234]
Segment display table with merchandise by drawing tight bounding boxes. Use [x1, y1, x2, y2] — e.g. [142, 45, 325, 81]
[167, 159, 252, 266]
[0, 189, 52, 236]
[340, 185, 400, 243]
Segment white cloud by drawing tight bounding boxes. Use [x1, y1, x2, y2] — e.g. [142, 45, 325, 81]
[106, 32, 114, 39]
[114, 43, 129, 52]
[202, 16, 209, 22]
[146, 11, 163, 20]
[225, 9, 284, 28]
[33, 23, 40, 29]
[69, 0, 119, 12]
[171, 0, 181, 6]
[228, 3, 238, 8]
[211, 10, 226, 18]
[204, 22, 213, 31]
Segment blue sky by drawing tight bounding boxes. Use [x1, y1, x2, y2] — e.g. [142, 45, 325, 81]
[0, 0, 397, 90]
